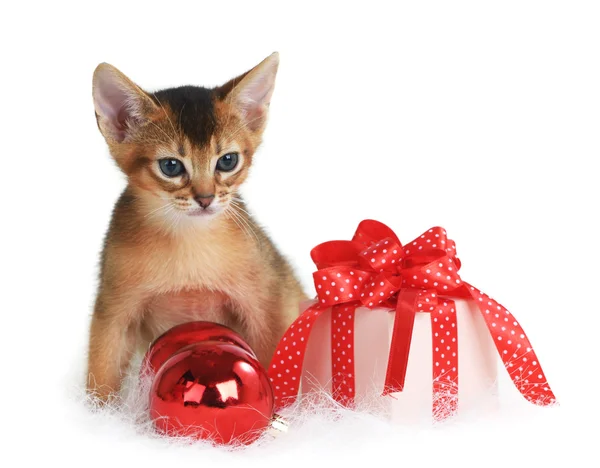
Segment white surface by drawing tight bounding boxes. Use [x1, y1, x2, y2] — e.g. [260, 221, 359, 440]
[2, 0, 599, 466]
[302, 299, 498, 423]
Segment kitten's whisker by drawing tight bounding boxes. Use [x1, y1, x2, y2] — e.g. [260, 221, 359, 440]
[153, 93, 178, 139]
[225, 208, 244, 237]
[230, 200, 256, 227]
[229, 199, 252, 218]
[145, 119, 173, 145]
[178, 102, 187, 140]
[231, 193, 246, 206]
[160, 206, 179, 234]
[222, 93, 235, 138]
[227, 205, 261, 247]
[221, 114, 265, 143]
[156, 205, 175, 226]
[144, 201, 176, 219]
[143, 139, 171, 146]
[167, 209, 181, 233]
[225, 207, 248, 239]
[228, 209, 258, 247]
[239, 216, 261, 248]
[225, 208, 252, 244]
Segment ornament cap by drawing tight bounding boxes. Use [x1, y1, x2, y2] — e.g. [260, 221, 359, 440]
[268, 413, 289, 435]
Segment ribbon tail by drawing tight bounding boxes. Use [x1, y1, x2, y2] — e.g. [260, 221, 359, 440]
[330, 304, 358, 407]
[463, 282, 558, 406]
[268, 302, 328, 410]
[382, 289, 419, 395]
[430, 300, 459, 420]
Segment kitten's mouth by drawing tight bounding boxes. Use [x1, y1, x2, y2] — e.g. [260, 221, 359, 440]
[187, 208, 217, 217]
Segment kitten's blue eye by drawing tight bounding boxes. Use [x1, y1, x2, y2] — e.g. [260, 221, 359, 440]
[159, 159, 185, 177]
[216, 153, 239, 172]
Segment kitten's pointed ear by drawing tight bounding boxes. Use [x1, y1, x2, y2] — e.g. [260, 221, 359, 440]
[92, 63, 157, 142]
[220, 52, 280, 132]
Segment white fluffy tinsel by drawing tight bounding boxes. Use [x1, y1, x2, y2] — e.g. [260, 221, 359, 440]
[46, 353, 592, 468]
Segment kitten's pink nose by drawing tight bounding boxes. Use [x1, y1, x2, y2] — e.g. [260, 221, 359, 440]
[194, 194, 215, 209]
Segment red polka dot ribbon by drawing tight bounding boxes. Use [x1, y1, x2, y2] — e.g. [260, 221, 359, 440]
[268, 220, 557, 419]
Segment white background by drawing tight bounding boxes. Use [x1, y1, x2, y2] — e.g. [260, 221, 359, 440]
[1, 1, 599, 466]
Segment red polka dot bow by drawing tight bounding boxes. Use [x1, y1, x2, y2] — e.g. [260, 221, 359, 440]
[268, 220, 557, 418]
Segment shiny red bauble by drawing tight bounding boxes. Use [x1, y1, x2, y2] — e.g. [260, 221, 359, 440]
[141, 322, 275, 445]
[140, 321, 256, 378]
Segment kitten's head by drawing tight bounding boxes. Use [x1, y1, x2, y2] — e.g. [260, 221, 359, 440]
[92, 53, 279, 225]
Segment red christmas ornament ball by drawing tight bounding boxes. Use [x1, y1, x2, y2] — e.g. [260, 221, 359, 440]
[140, 321, 256, 378]
[144, 322, 275, 445]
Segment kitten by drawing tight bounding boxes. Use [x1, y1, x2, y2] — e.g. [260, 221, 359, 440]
[87, 52, 307, 402]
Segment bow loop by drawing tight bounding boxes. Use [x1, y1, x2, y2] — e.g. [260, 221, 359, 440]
[400, 257, 463, 294]
[358, 237, 404, 273]
[313, 266, 372, 306]
[310, 240, 364, 270]
[402, 227, 459, 269]
[353, 219, 402, 247]
[393, 227, 463, 294]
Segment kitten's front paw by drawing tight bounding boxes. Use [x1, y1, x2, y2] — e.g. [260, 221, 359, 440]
[86, 375, 120, 408]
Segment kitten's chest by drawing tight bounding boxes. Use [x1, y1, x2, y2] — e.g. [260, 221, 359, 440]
[141, 289, 234, 343]
[139, 230, 255, 291]
[123, 223, 258, 344]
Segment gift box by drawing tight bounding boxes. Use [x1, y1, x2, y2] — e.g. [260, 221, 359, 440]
[269, 220, 556, 422]
[301, 298, 498, 422]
